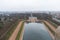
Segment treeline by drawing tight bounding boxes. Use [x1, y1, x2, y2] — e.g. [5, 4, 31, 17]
[0, 16, 20, 40]
[47, 18, 60, 26]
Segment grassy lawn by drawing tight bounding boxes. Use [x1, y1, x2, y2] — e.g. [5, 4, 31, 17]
[43, 21, 55, 36]
[16, 21, 24, 40]
[47, 19, 58, 28]
[1, 20, 20, 40]
[0, 22, 4, 28]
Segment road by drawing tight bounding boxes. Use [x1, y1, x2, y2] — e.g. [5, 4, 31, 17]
[8, 21, 23, 40]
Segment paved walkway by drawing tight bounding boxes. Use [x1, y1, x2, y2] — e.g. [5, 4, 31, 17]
[44, 23, 55, 40]
[44, 21, 56, 40]
[19, 25, 24, 40]
[44, 21, 56, 32]
[8, 21, 23, 40]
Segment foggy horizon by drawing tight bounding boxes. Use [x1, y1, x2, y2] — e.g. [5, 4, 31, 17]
[0, 0, 60, 12]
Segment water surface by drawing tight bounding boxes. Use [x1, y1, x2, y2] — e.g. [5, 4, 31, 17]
[23, 23, 52, 40]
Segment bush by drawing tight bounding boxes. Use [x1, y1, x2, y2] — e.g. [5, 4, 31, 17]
[48, 18, 60, 26]
[47, 20, 57, 28]
[0, 22, 4, 28]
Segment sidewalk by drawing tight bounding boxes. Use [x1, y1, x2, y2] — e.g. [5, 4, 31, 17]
[8, 21, 23, 40]
[44, 21, 56, 32]
[44, 21, 56, 40]
[44, 23, 55, 40]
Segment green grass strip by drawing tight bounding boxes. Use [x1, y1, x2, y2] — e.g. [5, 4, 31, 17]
[3, 20, 20, 40]
[16, 21, 24, 40]
[47, 19, 58, 28]
[43, 21, 55, 36]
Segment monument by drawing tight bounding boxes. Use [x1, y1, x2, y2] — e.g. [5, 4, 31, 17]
[29, 13, 37, 22]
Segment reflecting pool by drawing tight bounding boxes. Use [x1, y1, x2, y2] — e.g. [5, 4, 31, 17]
[23, 23, 52, 40]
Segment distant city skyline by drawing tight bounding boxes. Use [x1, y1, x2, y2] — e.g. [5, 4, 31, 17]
[0, 0, 60, 12]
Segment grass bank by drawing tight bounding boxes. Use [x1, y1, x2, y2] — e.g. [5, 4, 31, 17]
[47, 19, 58, 28]
[0, 20, 20, 40]
[43, 21, 55, 36]
[16, 21, 24, 40]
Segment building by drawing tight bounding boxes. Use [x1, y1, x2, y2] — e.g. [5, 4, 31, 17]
[29, 13, 37, 22]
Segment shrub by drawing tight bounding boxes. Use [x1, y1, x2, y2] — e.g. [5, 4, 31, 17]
[0, 22, 4, 28]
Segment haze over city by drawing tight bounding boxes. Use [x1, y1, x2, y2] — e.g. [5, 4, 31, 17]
[0, 0, 60, 40]
[0, 0, 60, 12]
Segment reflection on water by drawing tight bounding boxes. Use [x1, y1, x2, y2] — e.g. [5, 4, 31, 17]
[23, 23, 52, 40]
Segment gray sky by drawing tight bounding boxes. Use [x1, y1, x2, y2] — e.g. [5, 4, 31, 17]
[0, 0, 60, 12]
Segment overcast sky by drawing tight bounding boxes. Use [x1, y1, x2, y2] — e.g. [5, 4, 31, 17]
[0, 0, 60, 12]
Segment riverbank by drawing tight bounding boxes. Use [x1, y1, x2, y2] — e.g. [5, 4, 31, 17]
[43, 20, 56, 40]
[8, 21, 23, 40]
[15, 21, 24, 40]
